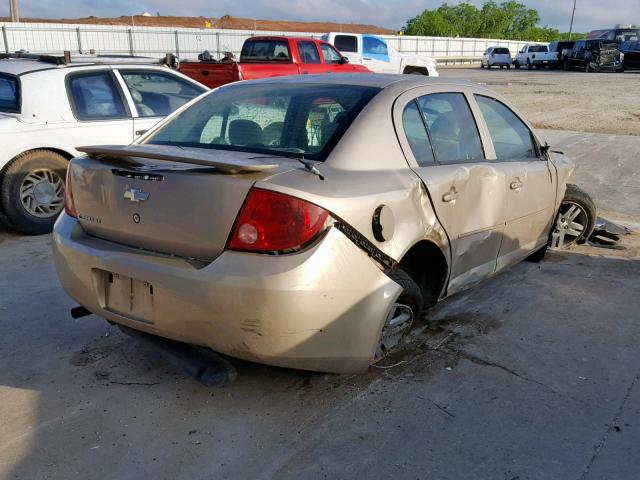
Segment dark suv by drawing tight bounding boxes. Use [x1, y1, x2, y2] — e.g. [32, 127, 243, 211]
[548, 41, 575, 69]
[563, 40, 624, 72]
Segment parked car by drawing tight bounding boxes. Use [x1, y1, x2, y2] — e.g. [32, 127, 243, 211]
[322, 32, 438, 76]
[178, 36, 370, 89]
[619, 40, 640, 70]
[0, 52, 207, 235]
[562, 40, 624, 72]
[548, 41, 575, 69]
[53, 74, 596, 374]
[480, 47, 512, 69]
[514, 44, 557, 69]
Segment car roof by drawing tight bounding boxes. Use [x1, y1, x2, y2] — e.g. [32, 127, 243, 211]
[0, 58, 169, 76]
[240, 73, 477, 89]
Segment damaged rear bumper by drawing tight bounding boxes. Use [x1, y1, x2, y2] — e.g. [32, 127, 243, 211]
[52, 214, 401, 373]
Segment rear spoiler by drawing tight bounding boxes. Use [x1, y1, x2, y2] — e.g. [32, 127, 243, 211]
[77, 145, 280, 174]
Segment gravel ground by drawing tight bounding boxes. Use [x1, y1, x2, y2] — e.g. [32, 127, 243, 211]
[441, 67, 640, 136]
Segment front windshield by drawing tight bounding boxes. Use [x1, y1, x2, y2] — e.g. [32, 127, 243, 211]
[146, 83, 380, 161]
[0, 74, 19, 113]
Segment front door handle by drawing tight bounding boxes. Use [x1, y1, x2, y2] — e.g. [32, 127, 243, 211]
[442, 187, 459, 203]
[510, 179, 523, 190]
[135, 129, 148, 136]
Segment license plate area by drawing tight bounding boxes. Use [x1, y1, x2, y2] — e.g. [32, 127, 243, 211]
[95, 270, 155, 323]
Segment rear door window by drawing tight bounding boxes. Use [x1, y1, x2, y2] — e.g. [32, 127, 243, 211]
[119, 70, 205, 117]
[475, 95, 536, 160]
[0, 74, 19, 113]
[416, 93, 484, 164]
[67, 71, 128, 120]
[297, 41, 321, 64]
[402, 101, 435, 166]
[334, 35, 358, 53]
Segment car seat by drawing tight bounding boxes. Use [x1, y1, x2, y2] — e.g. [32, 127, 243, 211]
[229, 119, 263, 146]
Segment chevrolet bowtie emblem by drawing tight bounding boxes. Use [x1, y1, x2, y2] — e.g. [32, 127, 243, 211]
[124, 187, 149, 203]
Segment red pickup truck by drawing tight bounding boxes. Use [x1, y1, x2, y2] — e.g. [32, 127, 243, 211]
[178, 36, 371, 89]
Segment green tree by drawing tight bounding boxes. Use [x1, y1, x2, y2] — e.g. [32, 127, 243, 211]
[403, 1, 561, 42]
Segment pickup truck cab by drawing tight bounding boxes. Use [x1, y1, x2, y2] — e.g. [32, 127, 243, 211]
[322, 32, 438, 76]
[178, 36, 370, 89]
[514, 44, 556, 69]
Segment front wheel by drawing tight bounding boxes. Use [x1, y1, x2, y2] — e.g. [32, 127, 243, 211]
[375, 269, 423, 361]
[514, 61, 520, 69]
[549, 184, 597, 249]
[0, 150, 68, 235]
[584, 62, 591, 73]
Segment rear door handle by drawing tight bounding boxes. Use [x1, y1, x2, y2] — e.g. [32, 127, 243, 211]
[363, 57, 373, 61]
[135, 129, 148, 136]
[442, 187, 459, 203]
[510, 179, 523, 190]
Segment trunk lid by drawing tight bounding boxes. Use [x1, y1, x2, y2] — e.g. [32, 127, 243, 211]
[70, 147, 292, 261]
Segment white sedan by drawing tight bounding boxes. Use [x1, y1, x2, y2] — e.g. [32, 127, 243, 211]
[0, 54, 207, 234]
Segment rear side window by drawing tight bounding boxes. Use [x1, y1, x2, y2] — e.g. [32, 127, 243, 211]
[68, 71, 127, 120]
[297, 41, 321, 64]
[334, 35, 358, 53]
[120, 70, 205, 117]
[417, 93, 484, 164]
[241, 40, 291, 61]
[475, 95, 536, 160]
[402, 101, 435, 166]
[0, 73, 20, 113]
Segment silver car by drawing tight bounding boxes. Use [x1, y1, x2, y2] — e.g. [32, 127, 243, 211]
[53, 74, 587, 374]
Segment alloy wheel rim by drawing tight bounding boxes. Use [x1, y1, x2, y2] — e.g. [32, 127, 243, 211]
[19, 169, 65, 218]
[375, 303, 414, 360]
[550, 201, 587, 249]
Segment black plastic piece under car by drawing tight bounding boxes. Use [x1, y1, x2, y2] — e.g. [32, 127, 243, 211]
[334, 221, 397, 271]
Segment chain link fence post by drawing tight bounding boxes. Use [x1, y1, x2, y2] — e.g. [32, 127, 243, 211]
[2, 25, 9, 54]
[174, 30, 180, 57]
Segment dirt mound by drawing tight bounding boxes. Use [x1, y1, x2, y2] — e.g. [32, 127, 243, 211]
[0, 15, 395, 34]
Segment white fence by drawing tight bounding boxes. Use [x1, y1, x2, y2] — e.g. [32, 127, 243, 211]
[0, 22, 539, 62]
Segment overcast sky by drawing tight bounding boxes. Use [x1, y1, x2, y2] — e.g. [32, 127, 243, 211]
[1, 0, 638, 33]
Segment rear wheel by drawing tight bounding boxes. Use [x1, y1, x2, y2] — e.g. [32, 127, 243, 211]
[0, 150, 68, 235]
[507, 64, 511, 69]
[549, 184, 597, 249]
[375, 269, 423, 361]
[480, 61, 484, 68]
[584, 61, 591, 73]
[514, 61, 520, 69]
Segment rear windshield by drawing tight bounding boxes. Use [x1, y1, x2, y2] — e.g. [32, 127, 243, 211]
[0, 73, 20, 113]
[529, 45, 548, 53]
[147, 83, 380, 161]
[493, 48, 510, 54]
[240, 40, 291, 62]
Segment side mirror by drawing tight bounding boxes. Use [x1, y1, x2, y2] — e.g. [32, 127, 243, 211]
[540, 143, 550, 157]
[340, 56, 349, 64]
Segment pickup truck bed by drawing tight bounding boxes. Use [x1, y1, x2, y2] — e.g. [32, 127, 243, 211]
[179, 36, 370, 89]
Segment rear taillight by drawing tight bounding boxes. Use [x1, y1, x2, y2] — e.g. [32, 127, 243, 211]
[227, 188, 330, 253]
[64, 164, 77, 218]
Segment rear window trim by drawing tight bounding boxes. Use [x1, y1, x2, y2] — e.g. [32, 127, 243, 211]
[65, 69, 132, 122]
[0, 72, 21, 114]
